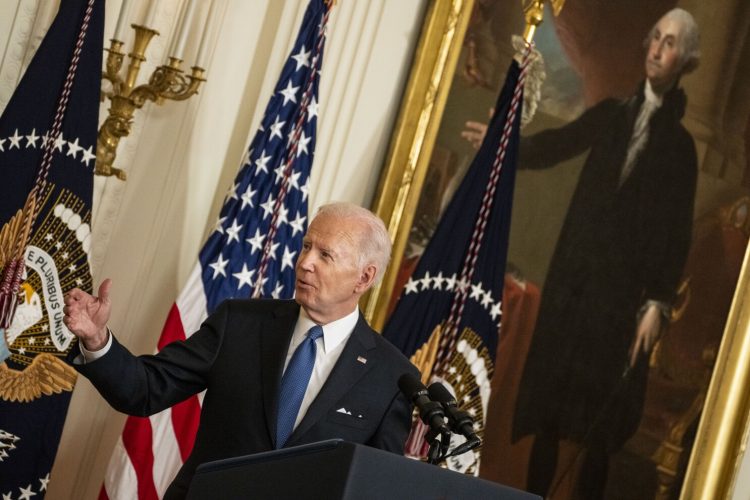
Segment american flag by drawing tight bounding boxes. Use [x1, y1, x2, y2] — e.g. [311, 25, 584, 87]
[383, 55, 531, 475]
[99, 1, 332, 498]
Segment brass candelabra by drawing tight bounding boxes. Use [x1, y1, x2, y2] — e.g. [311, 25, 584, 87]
[97, 25, 206, 180]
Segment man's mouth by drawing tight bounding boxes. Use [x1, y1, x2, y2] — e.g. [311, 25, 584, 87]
[296, 278, 315, 290]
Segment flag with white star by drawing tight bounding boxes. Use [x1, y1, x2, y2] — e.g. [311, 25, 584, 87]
[99, 1, 332, 498]
[0, 0, 103, 496]
[198, 0, 327, 308]
[383, 60, 527, 474]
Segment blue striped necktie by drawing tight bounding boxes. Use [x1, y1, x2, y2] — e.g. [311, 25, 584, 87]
[275, 325, 324, 448]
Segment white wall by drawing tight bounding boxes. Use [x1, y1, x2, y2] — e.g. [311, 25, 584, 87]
[1, 0, 426, 498]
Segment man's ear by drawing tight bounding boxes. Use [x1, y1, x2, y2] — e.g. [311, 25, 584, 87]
[354, 264, 377, 293]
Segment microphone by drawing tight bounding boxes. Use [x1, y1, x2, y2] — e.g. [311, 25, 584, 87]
[398, 374, 449, 434]
[428, 382, 481, 456]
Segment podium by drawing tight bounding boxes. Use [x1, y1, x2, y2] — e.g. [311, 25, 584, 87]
[186, 439, 540, 499]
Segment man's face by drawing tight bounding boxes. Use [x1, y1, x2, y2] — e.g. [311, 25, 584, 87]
[645, 15, 684, 93]
[294, 213, 372, 324]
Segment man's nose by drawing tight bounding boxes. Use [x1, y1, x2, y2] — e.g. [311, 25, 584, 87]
[297, 252, 314, 270]
[652, 41, 663, 59]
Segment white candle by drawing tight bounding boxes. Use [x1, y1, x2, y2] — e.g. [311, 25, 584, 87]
[171, 0, 198, 61]
[113, 0, 133, 41]
[143, 0, 160, 29]
[195, 1, 215, 68]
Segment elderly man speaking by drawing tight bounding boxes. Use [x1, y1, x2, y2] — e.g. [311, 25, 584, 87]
[63, 203, 419, 499]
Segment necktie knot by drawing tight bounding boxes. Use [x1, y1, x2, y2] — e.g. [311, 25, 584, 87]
[307, 325, 324, 342]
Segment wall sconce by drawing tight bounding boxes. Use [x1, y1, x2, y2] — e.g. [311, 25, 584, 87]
[97, 0, 212, 180]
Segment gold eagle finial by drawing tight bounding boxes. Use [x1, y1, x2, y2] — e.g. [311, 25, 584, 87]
[522, 0, 566, 43]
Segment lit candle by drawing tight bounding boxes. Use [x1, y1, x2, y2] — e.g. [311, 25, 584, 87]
[195, 1, 215, 68]
[113, 0, 133, 41]
[143, 0, 160, 29]
[171, 0, 198, 61]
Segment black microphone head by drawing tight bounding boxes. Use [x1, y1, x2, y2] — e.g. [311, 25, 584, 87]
[429, 382, 476, 437]
[399, 374, 451, 435]
[398, 373, 428, 401]
[428, 382, 457, 407]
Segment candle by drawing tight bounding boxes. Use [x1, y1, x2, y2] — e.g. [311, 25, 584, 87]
[143, 0, 160, 29]
[171, 0, 198, 61]
[195, 1, 215, 68]
[113, 0, 132, 41]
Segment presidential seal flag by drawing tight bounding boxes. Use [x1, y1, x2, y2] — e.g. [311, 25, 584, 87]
[98, 1, 332, 498]
[0, 0, 104, 496]
[383, 56, 532, 474]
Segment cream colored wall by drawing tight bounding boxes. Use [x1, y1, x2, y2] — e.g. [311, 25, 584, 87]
[1, 0, 426, 498]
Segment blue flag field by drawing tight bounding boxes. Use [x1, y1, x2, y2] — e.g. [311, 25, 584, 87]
[0, 0, 103, 496]
[383, 59, 528, 474]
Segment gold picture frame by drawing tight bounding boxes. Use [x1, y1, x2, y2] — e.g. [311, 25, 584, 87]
[365, 1, 750, 498]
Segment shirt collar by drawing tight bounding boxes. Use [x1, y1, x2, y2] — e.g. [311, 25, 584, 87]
[296, 306, 359, 354]
[644, 79, 664, 108]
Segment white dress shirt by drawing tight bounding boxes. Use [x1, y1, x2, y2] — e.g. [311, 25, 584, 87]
[283, 306, 358, 429]
[620, 79, 663, 185]
[79, 305, 360, 431]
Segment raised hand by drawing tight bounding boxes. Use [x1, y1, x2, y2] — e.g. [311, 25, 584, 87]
[460, 107, 493, 149]
[63, 279, 113, 351]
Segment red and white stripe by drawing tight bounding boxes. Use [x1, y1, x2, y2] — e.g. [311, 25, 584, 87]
[100, 265, 207, 500]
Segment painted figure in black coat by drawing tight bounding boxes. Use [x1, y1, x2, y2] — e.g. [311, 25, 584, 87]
[63, 203, 419, 499]
[463, 8, 701, 499]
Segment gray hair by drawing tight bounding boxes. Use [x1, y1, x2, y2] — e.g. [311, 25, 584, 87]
[315, 202, 392, 283]
[646, 8, 701, 74]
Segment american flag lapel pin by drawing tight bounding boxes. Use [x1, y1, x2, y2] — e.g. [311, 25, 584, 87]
[357, 356, 367, 364]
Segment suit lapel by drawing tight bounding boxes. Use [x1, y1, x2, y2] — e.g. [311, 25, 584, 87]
[260, 301, 299, 445]
[286, 315, 376, 446]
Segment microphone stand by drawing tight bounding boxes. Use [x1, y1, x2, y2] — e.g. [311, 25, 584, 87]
[425, 428, 441, 465]
[425, 428, 453, 465]
[445, 435, 481, 458]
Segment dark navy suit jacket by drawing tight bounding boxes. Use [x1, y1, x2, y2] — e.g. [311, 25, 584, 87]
[73, 299, 419, 499]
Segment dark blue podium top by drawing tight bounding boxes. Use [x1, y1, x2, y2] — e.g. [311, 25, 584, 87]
[187, 439, 540, 500]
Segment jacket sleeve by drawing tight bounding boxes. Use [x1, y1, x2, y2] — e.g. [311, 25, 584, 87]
[366, 364, 420, 454]
[73, 300, 230, 416]
[521, 99, 617, 170]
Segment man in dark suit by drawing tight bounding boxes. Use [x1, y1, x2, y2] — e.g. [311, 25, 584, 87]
[63, 202, 419, 499]
[463, 8, 700, 499]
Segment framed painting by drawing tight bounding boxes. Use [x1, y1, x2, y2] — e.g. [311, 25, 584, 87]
[365, 0, 750, 499]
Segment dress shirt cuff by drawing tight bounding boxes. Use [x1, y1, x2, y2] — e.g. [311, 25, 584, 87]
[77, 328, 113, 364]
[638, 299, 671, 323]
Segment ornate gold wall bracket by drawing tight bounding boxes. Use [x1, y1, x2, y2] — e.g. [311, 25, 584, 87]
[96, 25, 206, 180]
